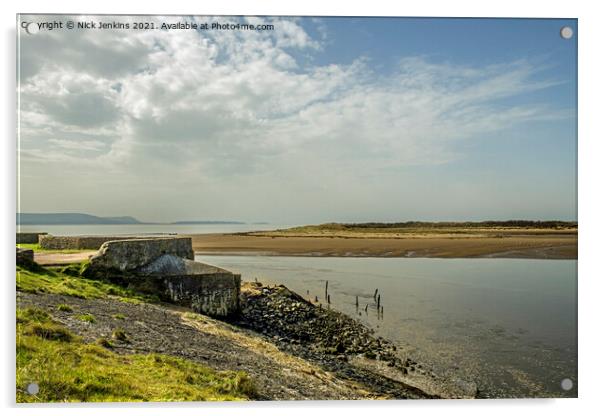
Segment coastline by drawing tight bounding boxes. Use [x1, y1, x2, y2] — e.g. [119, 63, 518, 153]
[31, 233, 577, 266]
[17, 272, 475, 399]
[185, 233, 577, 260]
[18, 243, 574, 399]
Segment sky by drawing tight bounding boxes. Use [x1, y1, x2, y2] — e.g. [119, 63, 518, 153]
[17, 15, 577, 224]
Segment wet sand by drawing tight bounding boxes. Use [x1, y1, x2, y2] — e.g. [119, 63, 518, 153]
[185, 233, 577, 260]
[32, 232, 577, 265]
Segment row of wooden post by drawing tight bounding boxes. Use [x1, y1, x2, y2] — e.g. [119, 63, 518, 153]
[312, 280, 383, 319]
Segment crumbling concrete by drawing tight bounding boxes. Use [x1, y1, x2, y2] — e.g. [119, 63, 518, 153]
[83, 238, 239, 317]
[87, 237, 194, 273]
[16, 247, 34, 265]
[39, 235, 150, 250]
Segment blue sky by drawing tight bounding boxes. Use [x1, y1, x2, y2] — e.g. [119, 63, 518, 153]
[18, 16, 577, 222]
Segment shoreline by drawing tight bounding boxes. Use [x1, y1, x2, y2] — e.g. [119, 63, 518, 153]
[185, 233, 577, 260]
[17, 277, 475, 399]
[31, 233, 577, 266]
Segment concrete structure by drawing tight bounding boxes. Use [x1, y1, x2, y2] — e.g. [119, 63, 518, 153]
[140, 255, 240, 317]
[39, 235, 150, 250]
[16, 247, 34, 265]
[83, 238, 240, 317]
[87, 237, 194, 272]
[16, 232, 47, 244]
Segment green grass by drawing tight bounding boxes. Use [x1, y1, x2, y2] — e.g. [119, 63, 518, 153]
[56, 304, 73, 312]
[112, 328, 128, 342]
[16, 263, 159, 304]
[76, 313, 96, 324]
[17, 307, 256, 403]
[16, 243, 88, 253]
[95, 337, 114, 348]
[112, 313, 126, 320]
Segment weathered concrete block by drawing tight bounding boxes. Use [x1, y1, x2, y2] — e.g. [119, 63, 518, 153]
[87, 237, 194, 273]
[16, 232, 47, 244]
[39, 235, 145, 250]
[83, 239, 240, 317]
[16, 247, 34, 265]
[137, 255, 240, 316]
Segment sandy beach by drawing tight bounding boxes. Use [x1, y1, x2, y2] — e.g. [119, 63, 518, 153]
[185, 233, 577, 260]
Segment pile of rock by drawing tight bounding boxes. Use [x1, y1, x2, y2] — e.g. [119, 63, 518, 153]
[238, 282, 401, 365]
[237, 282, 479, 399]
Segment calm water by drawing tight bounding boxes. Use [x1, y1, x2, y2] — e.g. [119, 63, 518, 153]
[17, 223, 295, 236]
[196, 255, 577, 398]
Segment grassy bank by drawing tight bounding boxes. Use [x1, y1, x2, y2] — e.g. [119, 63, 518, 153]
[16, 262, 157, 304]
[16, 307, 255, 402]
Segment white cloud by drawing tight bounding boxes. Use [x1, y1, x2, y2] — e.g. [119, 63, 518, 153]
[17, 15, 570, 221]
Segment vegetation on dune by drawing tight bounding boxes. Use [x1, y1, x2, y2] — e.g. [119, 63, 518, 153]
[16, 307, 256, 402]
[16, 262, 159, 304]
[272, 221, 577, 235]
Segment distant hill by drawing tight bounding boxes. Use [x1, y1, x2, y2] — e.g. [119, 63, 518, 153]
[170, 221, 246, 225]
[17, 213, 143, 225]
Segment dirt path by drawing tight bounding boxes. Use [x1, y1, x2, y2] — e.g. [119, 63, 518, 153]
[34, 251, 97, 266]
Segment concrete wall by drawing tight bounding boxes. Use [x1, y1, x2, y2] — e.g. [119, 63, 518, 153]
[83, 237, 240, 317]
[16, 232, 47, 244]
[164, 273, 241, 317]
[39, 235, 138, 250]
[88, 237, 195, 273]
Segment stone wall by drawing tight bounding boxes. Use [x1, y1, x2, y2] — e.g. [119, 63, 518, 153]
[88, 238, 194, 272]
[16, 232, 47, 244]
[39, 235, 140, 250]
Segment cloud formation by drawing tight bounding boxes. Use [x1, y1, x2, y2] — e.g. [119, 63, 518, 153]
[17, 16, 573, 222]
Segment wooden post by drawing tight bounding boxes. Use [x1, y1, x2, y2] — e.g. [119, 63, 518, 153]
[373, 288, 378, 300]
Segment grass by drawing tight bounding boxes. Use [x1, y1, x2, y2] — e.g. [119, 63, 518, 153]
[56, 304, 73, 312]
[250, 221, 578, 238]
[16, 243, 87, 254]
[95, 337, 114, 348]
[16, 263, 159, 304]
[112, 313, 126, 320]
[111, 328, 128, 342]
[76, 313, 96, 324]
[17, 307, 256, 403]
